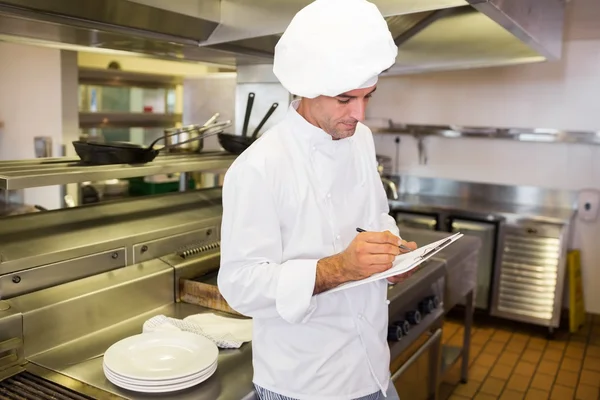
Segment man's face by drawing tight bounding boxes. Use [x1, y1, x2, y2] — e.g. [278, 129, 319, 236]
[300, 85, 376, 140]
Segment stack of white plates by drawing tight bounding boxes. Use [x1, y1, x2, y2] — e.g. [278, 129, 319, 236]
[103, 331, 218, 393]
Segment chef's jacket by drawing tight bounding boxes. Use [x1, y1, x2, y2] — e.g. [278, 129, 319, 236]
[218, 99, 400, 400]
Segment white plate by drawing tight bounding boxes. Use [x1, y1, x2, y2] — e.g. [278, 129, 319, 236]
[104, 331, 219, 381]
[105, 363, 218, 393]
[103, 360, 217, 386]
[102, 360, 218, 384]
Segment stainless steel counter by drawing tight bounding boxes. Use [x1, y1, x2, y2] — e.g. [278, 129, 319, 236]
[16, 237, 481, 400]
[0, 188, 223, 276]
[28, 302, 256, 400]
[398, 228, 481, 310]
[390, 194, 575, 224]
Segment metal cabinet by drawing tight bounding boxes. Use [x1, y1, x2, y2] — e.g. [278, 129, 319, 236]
[395, 212, 438, 231]
[450, 219, 496, 311]
[490, 222, 568, 331]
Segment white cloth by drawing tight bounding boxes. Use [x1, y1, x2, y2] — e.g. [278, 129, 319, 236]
[218, 100, 400, 400]
[142, 314, 252, 349]
[273, 0, 398, 98]
[185, 313, 253, 342]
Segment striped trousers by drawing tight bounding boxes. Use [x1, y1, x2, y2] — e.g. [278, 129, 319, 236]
[254, 382, 401, 400]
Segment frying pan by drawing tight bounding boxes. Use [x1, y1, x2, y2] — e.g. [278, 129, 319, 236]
[217, 100, 279, 155]
[73, 121, 231, 165]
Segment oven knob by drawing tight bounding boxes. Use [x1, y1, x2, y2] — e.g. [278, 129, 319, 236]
[387, 325, 403, 341]
[406, 310, 421, 325]
[419, 298, 435, 315]
[393, 320, 411, 335]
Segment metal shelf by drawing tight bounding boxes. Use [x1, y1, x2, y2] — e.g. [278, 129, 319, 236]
[79, 67, 183, 89]
[0, 152, 236, 190]
[79, 112, 182, 129]
[366, 121, 600, 146]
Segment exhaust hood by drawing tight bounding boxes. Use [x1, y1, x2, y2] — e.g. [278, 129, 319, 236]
[0, 0, 565, 73]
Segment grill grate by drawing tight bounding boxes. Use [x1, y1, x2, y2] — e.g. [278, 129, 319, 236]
[0, 372, 95, 400]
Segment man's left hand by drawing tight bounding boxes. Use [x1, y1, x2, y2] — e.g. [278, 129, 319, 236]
[387, 239, 418, 284]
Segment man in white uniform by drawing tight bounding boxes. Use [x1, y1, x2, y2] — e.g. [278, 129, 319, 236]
[218, 0, 417, 399]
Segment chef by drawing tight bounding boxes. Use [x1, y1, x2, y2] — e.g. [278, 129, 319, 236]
[218, 0, 417, 399]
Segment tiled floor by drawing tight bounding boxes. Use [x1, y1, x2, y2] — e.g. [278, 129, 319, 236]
[440, 313, 600, 400]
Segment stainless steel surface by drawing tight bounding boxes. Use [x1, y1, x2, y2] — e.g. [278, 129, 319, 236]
[395, 212, 438, 231]
[160, 248, 221, 301]
[0, 301, 23, 379]
[394, 227, 481, 310]
[7, 262, 255, 400]
[451, 219, 496, 310]
[0, 248, 126, 299]
[0, 0, 218, 41]
[0, 188, 222, 278]
[8, 259, 174, 358]
[132, 227, 217, 264]
[0, 194, 484, 400]
[472, 0, 565, 59]
[490, 221, 570, 328]
[0, 0, 566, 72]
[30, 305, 255, 400]
[0, 152, 236, 190]
[388, 175, 577, 330]
[390, 175, 578, 224]
[370, 122, 600, 146]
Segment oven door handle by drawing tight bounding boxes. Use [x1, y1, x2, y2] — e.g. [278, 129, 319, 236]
[391, 328, 442, 381]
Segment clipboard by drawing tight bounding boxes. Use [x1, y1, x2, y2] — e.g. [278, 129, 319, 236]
[322, 232, 464, 294]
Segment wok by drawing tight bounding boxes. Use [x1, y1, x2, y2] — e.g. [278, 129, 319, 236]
[73, 121, 231, 165]
[217, 93, 279, 155]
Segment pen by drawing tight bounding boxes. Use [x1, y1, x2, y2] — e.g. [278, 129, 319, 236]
[356, 227, 413, 252]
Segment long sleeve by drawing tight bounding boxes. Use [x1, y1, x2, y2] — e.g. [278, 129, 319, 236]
[217, 162, 318, 324]
[362, 125, 400, 238]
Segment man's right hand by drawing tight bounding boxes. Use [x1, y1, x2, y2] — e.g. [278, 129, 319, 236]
[340, 230, 401, 281]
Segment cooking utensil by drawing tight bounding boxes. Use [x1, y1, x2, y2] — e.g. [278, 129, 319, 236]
[241, 92, 255, 137]
[163, 113, 221, 154]
[251, 103, 278, 139]
[203, 113, 220, 128]
[217, 101, 279, 155]
[73, 121, 231, 165]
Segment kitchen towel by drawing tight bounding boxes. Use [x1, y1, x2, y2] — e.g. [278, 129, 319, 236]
[142, 313, 252, 349]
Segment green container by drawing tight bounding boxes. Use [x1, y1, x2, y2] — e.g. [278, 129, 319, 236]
[128, 177, 196, 196]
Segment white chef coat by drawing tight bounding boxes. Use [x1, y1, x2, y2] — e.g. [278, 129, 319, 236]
[218, 99, 400, 400]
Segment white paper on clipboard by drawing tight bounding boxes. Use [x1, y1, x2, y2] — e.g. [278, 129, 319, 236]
[321, 232, 464, 295]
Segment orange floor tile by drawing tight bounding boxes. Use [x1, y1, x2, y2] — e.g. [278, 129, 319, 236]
[440, 313, 600, 400]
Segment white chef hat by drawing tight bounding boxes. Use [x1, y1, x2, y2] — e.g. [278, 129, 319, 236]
[273, 0, 397, 99]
